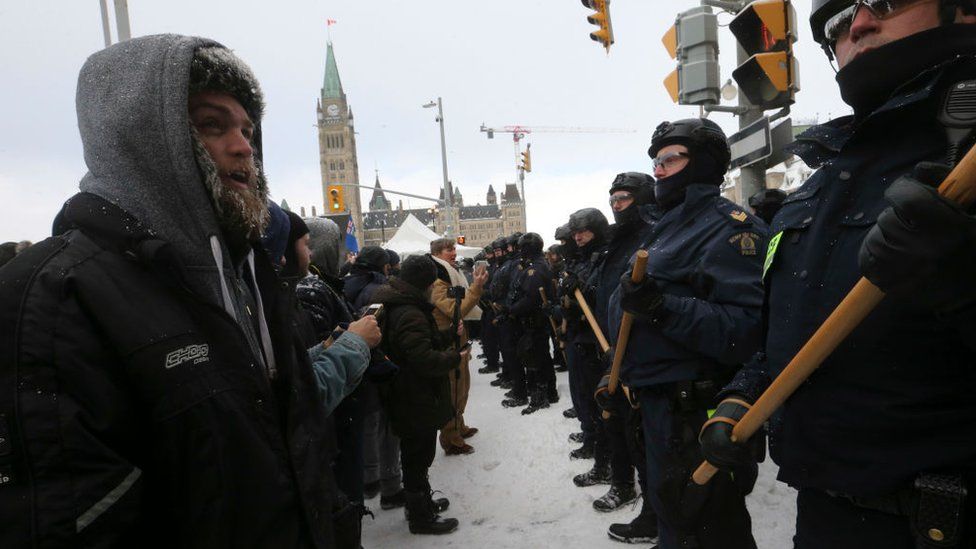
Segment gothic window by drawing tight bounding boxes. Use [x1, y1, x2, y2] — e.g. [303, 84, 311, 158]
[339, 161, 345, 170]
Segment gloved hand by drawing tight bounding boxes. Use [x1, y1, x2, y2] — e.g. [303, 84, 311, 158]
[594, 374, 612, 412]
[859, 162, 976, 312]
[699, 396, 755, 471]
[365, 354, 400, 384]
[541, 301, 557, 318]
[559, 272, 581, 296]
[618, 272, 665, 319]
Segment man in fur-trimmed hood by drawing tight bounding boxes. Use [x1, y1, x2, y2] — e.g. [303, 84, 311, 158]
[0, 35, 342, 548]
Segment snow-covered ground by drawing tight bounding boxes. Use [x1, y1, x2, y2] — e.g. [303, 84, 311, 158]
[362, 342, 797, 548]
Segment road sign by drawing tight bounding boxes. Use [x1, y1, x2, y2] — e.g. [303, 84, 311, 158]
[729, 116, 771, 169]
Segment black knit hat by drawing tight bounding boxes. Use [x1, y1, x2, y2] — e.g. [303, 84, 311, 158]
[385, 248, 401, 267]
[356, 245, 389, 272]
[285, 210, 309, 246]
[399, 255, 438, 290]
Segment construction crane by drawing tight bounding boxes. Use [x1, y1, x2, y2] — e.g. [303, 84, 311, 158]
[478, 124, 636, 232]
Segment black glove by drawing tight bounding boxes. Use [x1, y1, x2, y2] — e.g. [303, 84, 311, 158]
[698, 396, 755, 472]
[618, 272, 665, 319]
[541, 301, 557, 318]
[594, 374, 612, 412]
[859, 162, 976, 312]
[559, 272, 581, 296]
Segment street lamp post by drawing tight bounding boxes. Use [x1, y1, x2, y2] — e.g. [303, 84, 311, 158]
[423, 97, 454, 237]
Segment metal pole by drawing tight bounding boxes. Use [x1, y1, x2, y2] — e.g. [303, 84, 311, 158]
[436, 97, 454, 237]
[99, 0, 112, 47]
[733, 3, 765, 205]
[113, 0, 131, 41]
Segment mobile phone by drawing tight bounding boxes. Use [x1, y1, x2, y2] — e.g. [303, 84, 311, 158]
[363, 303, 384, 317]
[474, 260, 488, 273]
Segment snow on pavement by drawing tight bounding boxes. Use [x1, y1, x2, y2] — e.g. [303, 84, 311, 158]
[362, 342, 797, 548]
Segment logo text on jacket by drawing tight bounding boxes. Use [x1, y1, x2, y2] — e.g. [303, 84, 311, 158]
[165, 344, 210, 369]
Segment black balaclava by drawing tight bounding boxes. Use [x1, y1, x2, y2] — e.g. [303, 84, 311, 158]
[650, 119, 728, 211]
[836, 24, 976, 118]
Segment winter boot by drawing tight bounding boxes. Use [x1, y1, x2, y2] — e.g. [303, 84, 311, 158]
[568, 432, 585, 444]
[404, 490, 458, 535]
[503, 389, 517, 399]
[593, 483, 639, 512]
[380, 488, 406, 510]
[563, 407, 578, 419]
[573, 463, 612, 487]
[608, 500, 659, 544]
[429, 491, 450, 513]
[363, 480, 380, 500]
[489, 376, 508, 387]
[478, 364, 499, 374]
[501, 395, 528, 408]
[569, 443, 595, 460]
[522, 390, 550, 415]
[547, 386, 560, 404]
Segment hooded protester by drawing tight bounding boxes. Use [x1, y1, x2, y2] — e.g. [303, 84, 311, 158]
[261, 200, 290, 268]
[343, 245, 389, 311]
[0, 34, 364, 548]
[371, 255, 464, 535]
[282, 210, 310, 278]
[385, 248, 401, 277]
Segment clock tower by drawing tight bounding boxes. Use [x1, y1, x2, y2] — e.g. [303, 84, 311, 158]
[316, 41, 363, 243]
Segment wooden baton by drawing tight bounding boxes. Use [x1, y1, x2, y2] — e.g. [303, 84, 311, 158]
[540, 287, 569, 365]
[575, 288, 611, 353]
[692, 141, 976, 486]
[609, 250, 649, 395]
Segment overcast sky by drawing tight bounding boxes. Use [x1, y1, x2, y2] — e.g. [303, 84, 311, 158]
[0, 0, 850, 244]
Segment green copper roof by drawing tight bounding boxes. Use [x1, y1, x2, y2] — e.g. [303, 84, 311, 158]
[322, 42, 344, 100]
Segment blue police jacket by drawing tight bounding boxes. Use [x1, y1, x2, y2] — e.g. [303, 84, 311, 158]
[609, 184, 766, 387]
[724, 54, 976, 497]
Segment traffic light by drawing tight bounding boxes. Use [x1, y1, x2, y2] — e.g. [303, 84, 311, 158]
[520, 145, 532, 173]
[456, 235, 466, 245]
[661, 7, 720, 105]
[582, 0, 614, 51]
[729, 0, 799, 109]
[327, 184, 345, 212]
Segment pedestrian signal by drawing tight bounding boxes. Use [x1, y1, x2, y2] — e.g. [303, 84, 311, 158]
[660, 7, 720, 105]
[729, 0, 799, 109]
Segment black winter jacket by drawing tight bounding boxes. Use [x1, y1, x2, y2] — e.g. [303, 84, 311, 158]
[0, 194, 337, 548]
[372, 279, 460, 437]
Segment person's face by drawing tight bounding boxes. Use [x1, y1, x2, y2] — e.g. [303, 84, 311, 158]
[189, 91, 256, 193]
[436, 245, 457, 263]
[295, 234, 311, 277]
[610, 190, 635, 213]
[652, 144, 690, 179]
[383, 264, 392, 276]
[493, 248, 503, 259]
[573, 229, 594, 247]
[833, 0, 941, 68]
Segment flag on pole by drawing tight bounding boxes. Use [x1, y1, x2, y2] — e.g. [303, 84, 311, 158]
[345, 218, 359, 253]
[327, 19, 337, 26]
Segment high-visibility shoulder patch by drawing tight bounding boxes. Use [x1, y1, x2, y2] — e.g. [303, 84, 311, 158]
[728, 231, 760, 256]
[762, 231, 784, 280]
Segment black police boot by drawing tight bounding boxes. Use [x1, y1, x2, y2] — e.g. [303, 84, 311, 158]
[404, 491, 458, 535]
[569, 442, 595, 460]
[547, 385, 560, 404]
[573, 463, 611, 487]
[489, 375, 508, 387]
[429, 490, 450, 513]
[593, 482, 639, 512]
[501, 394, 528, 408]
[363, 480, 380, 500]
[608, 499, 658, 544]
[522, 390, 550, 415]
[563, 407, 578, 419]
[478, 364, 499, 374]
[568, 432, 585, 444]
[380, 488, 406, 510]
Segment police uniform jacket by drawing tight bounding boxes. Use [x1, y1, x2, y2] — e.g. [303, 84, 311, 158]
[609, 184, 767, 388]
[725, 52, 976, 497]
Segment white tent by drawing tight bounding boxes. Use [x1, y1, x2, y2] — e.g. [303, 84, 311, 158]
[383, 214, 482, 259]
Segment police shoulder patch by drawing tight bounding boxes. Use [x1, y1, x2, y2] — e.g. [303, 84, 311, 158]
[527, 269, 535, 276]
[728, 231, 760, 256]
[730, 210, 749, 222]
[714, 200, 753, 227]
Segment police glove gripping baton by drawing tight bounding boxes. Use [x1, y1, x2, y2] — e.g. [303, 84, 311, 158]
[574, 288, 611, 354]
[609, 250, 649, 395]
[540, 287, 569, 366]
[692, 142, 976, 486]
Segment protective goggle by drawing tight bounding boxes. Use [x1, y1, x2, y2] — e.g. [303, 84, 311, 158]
[822, 0, 938, 48]
[608, 192, 635, 206]
[652, 151, 689, 170]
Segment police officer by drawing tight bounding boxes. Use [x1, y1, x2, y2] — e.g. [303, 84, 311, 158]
[610, 118, 766, 549]
[589, 173, 661, 536]
[746, 188, 787, 225]
[544, 243, 569, 373]
[495, 233, 526, 404]
[503, 233, 557, 415]
[563, 208, 613, 481]
[478, 244, 502, 375]
[551, 223, 584, 424]
[701, 2, 976, 547]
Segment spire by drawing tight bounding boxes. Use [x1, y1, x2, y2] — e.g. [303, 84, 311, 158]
[369, 170, 390, 211]
[487, 184, 497, 206]
[322, 41, 344, 100]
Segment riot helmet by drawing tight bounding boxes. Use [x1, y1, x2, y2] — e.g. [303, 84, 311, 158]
[649, 118, 730, 177]
[568, 208, 610, 244]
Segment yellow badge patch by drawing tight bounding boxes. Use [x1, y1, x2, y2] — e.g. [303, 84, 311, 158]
[527, 269, 535, 276]
[730, 210, 748, 222]
[728, 232, 759, 256]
